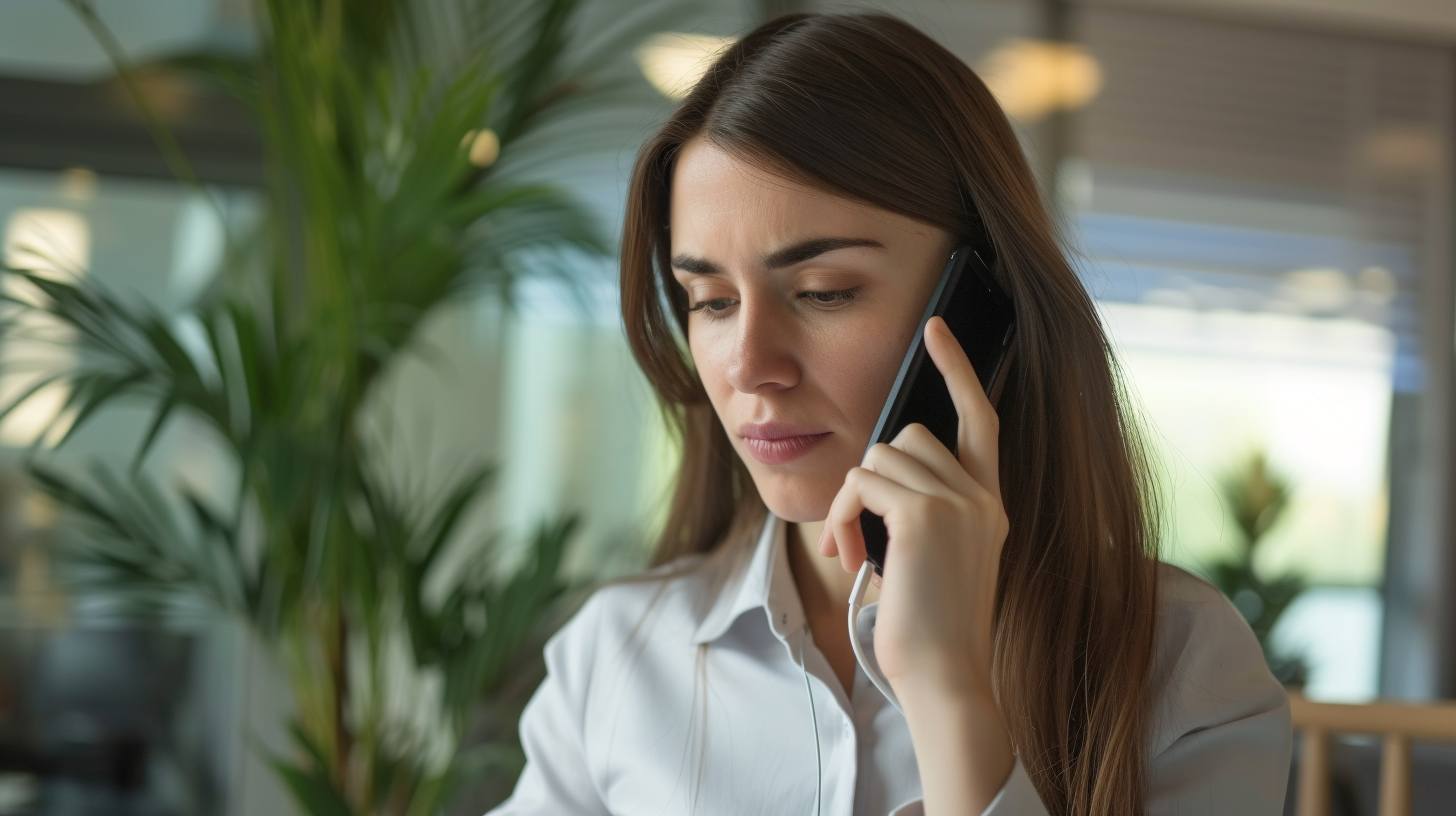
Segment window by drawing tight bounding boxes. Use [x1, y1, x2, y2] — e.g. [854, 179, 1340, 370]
[1075, 8, 1453, 700]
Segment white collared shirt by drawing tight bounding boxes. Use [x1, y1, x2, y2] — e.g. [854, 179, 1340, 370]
[488, 512, 1292, 815]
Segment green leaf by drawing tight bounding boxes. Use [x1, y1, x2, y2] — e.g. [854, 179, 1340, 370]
[129, 394, 177, 473]
[38, 0, 680, 809]
[287, 720, 334, 777]
[267, 756, 357, 816]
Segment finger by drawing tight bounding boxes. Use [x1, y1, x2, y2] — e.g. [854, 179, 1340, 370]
[823, 466, 925, 573]
[821, 471, 867, 573]
[923, 316, 1002, 499]
[825, 435, 948, 563]
[817, 523, 839, 558]
[886, 423, 979, 498]
[862, 441, 955, 500]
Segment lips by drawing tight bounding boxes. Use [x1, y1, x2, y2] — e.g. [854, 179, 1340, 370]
[738, 421, 831, 465]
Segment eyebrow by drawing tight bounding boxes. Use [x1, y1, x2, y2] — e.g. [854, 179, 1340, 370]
[670, 236, 885, 276]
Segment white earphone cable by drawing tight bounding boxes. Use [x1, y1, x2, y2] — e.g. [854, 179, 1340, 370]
[794, 629, 823, 816]
[848, 560, 901, 713]
[794, 559, 899, 816]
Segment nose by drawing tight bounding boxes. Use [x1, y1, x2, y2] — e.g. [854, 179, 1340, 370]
[724, 297, 800, 394]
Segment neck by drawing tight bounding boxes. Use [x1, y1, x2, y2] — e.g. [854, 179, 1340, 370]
[787, 519, 879, 611]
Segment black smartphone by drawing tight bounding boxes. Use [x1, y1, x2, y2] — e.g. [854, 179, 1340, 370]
[858, 245, 1016, 574]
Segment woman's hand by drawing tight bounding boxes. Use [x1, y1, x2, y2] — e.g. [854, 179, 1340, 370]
[817, 313, 1006, 696]
[816, 315, 1014, 814]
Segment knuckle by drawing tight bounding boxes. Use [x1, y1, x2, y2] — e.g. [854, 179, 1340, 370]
[985, 504, 1011, 539]
[905, 423, 935, 446]
[951, 493, 979, 517]
[974, 493, 1001, 520]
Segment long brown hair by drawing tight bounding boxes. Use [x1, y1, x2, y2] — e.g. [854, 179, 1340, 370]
[620, 13, 1161, 815]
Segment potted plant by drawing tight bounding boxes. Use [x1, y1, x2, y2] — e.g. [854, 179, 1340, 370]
[1203, 451, 1310, 687]
[1, 0, 674, 812]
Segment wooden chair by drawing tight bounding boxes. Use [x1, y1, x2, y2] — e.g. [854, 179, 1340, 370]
[1291, 692, 1456, 816]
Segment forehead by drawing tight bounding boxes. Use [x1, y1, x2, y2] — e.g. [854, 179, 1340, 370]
[668, 139, 934, 255]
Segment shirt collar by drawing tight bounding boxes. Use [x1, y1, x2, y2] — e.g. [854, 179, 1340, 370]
[691, 511, 808, 644]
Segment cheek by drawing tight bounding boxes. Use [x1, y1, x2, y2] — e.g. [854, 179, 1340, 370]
[807, 317, 915, 435]
[687, 326, 730, 392]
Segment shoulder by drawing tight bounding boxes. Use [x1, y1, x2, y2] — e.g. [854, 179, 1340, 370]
[1154, 561, 1260, 659]
[543, 552, 730, 671]
[1149, 562, 1292, 755]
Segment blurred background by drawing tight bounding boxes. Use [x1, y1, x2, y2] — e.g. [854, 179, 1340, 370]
[0, 0, 1452, 814]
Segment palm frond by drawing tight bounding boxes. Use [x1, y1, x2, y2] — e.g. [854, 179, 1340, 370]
[34, 0, 687, 811]
[31, 463, 256, 618]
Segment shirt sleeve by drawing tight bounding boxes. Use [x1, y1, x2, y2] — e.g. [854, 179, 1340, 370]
[886, 757, 1045, 816]
[1143, 574, 1293, 816]
[486, 598, 611, 816]
[889, 571, 1293, 816]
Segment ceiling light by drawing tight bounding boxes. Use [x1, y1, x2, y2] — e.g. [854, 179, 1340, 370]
[976, 38, 1103, 122]
[636, 33, 735, 100]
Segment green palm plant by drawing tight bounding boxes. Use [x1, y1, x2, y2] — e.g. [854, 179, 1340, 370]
[0, 0, 684, 813]
[1203, 451, 1310, 687]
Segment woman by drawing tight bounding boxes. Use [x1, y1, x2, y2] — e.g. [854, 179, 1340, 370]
[491, 12, 1291, 816]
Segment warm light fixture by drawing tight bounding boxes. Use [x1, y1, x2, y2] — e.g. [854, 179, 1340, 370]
[3, 208, 90, 278]
[1357, 266, 1396, 300]
[636, 33, 735, 99]
[1281, 267, 1352, 312]
[60, 166, 98, 201]
[1360, 124, 1439, 174]
[1, 208, 89, 448]
[976, 38, 1103, 122]
[463, 128, 500, 168]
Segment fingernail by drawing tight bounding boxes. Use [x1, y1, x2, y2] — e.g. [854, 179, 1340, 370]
[816, 527, 829, 553]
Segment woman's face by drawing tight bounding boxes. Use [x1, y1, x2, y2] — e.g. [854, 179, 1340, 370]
[669, 138, 954, 522]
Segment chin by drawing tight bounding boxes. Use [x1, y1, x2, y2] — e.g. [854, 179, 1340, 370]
[748, 467, 837, 523]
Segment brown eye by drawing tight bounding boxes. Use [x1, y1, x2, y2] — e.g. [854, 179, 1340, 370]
[800, 289, 858, 306]
[688, 298, 737, 319]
